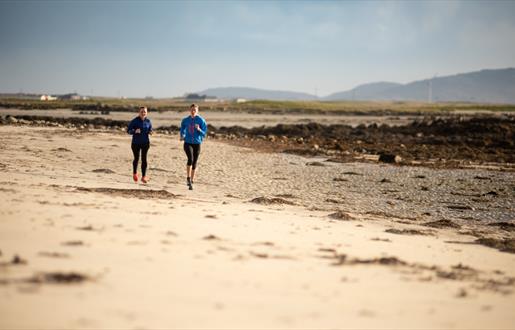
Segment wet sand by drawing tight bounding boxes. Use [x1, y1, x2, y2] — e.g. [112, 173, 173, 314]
[1, 125, 515, 329]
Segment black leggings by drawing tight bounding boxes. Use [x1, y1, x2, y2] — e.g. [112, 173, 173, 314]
[131, 143, 150, 176]
[183, 142, 201, 169]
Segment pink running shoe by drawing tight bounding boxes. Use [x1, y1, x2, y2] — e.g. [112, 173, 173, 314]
[141, 176, 149, 183]
[133, 173, 139, 182]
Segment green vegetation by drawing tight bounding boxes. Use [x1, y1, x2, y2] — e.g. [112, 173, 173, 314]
[0, 97, 191, 111]
[1, 97, 514, 114]
[241, 100, 515, 113]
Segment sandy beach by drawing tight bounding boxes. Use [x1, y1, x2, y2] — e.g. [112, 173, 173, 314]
[2, 0, 515, 328]
[1, 124, 515, 329]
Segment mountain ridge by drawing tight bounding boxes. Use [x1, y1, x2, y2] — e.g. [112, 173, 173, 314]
[197, 86, 316, 101]
[197, 68, 515, 104]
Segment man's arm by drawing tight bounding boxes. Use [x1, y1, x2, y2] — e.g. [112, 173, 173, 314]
[199, 118, 207, 137]
[179, 119, 186, 140]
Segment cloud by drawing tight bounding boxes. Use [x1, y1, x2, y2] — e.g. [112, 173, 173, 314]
[419, 1, 461, 33]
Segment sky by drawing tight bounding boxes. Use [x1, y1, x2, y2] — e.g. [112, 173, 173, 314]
[0, 0, 514, 98]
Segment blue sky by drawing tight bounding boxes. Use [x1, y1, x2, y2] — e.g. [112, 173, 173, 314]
[1, 0, 514, 97]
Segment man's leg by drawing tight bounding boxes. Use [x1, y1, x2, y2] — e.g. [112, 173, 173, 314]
[190, 144, 201, 183]
[183, 143, 194, 187]
[186, 165, 192, 181]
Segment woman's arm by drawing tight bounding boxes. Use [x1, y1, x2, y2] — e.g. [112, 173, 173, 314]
[127, 119, 136, 135]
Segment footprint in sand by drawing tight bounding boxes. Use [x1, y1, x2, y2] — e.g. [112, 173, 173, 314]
[250, 196, 296, 206]
[76, 225, 99, 231]
[306, 161, 326, 167]
[92, 168, 115, 174]
[370, 237, 391, 242]
[76, 187, 176, 199]
[358, 309, 376, 318]
[0, 254, 28, 267]
[61, 240, 85, 246]
[127, 241, 147, 246]
[51, 147, 72, 152]
[328, 211, 353, 221]
[252, 241, 275, 246]
[385, 228, 433, 236]
[26, 272, 90, 284]
[422, 219, 461, 229]
[203, 234, 221, 240]
[38, 252, 70, 258]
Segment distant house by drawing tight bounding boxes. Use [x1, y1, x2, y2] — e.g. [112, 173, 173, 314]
[59, 93, 83, 100]
[185, 93, 219, 102]
[40, 94, 57, 101]
[235, 98, 247, 103]
[185, 93, 205, 100]
[203, 97, 220, 102]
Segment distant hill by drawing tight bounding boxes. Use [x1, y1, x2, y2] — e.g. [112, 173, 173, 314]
[196, 87, 316, 101]
[195, 68, 515, 104]
[325, 68, 515, 104]
[324, 82, 402, 101]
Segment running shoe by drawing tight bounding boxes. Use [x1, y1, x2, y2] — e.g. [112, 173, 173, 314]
[141, 176, 149, 183]
[133, 173, 139, 182]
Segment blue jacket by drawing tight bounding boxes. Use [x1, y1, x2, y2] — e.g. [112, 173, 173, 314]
[127, 117, 152, 145]
[180, 115, 207, 144]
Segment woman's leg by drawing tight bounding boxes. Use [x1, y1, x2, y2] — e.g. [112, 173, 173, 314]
[141, 143, 150, 177]
[131, 144, 140, 174]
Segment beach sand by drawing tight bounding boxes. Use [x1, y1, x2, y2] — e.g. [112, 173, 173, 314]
[1, 125, 514, 329]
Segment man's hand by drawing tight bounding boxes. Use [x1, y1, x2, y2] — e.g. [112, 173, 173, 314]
[195, 124, 201, 131]
[135, 128, 141, 134]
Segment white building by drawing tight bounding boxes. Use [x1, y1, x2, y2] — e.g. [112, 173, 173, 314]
[203, 98, 221, 102]
[40, 95, 57, 101]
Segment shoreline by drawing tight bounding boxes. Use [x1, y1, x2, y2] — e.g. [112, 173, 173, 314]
[2, 113, 514, 169]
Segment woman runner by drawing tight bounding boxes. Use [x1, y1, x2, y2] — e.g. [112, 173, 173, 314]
[180, 103, 207, 190]
[127, 106, 153, 183]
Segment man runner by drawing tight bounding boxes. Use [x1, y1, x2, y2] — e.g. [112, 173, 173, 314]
[180, 104, 207, 190]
